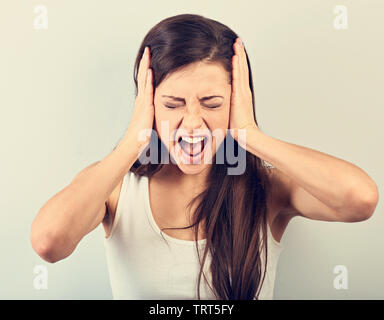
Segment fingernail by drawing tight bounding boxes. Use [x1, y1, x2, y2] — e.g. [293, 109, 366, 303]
[239, 38, 243, 47]
[143, 47, 147, 57]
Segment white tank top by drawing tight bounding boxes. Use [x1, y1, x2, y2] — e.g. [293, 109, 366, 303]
[103, 171, 284, 299]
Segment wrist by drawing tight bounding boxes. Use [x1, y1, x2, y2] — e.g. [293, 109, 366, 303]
[124, 127, 152, 150]
[115, 130, 142, 161]
[234, 124, 261, 148]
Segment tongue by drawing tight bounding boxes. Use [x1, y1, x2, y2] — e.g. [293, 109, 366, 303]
[180, 140, 204, 156]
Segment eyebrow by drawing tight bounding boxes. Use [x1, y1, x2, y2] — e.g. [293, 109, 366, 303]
[161, 95, 224, 102]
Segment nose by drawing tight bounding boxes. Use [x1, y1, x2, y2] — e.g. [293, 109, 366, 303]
[180, 103, 205, 133]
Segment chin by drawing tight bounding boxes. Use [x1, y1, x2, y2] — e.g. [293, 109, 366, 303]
[175, 161, 212, 175]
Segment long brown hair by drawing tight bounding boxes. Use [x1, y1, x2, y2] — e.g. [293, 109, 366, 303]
[129, 14, 271, 300]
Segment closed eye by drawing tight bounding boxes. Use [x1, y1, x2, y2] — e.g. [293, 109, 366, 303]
[164, 104, 222, 109]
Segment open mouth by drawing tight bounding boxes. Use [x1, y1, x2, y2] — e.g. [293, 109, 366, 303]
[177, 135, 208, 157]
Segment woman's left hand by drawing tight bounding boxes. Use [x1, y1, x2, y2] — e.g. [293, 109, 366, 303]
[229, 38, 259, 142]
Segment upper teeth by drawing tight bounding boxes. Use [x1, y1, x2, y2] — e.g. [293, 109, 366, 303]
[181, 136, 205, 144]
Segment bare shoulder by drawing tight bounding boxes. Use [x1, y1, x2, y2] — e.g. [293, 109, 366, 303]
[265, 167, 297, 243]
[102, 176, 125, 238]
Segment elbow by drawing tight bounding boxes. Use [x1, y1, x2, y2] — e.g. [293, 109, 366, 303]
[345, 182, 379, 222]
[30, 232, 60, 263]
[30, 207, 78, 263]
[30, 221, 73, 263]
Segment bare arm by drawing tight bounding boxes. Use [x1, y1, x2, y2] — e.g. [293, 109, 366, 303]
[230, 38, 378, 223]
[30, 45, 154, 263]
[30, 133, 140, 263]
[243, 127, 379, 222]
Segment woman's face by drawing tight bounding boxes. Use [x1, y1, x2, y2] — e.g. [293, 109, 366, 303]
[153, 61, 231, 175]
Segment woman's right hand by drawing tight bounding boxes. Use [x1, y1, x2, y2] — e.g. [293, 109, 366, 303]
[126, 46, 154, 152]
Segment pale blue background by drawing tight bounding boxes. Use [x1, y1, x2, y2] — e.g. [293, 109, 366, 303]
[0, 0, 383, 299]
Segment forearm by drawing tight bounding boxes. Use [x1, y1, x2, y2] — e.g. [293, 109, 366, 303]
[240, 127, 378, 213]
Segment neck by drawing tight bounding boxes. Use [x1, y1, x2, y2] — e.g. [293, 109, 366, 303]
[156, 163, 211, 193]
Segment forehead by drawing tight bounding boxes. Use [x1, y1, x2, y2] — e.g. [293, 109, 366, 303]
[157, 61, 230, 95]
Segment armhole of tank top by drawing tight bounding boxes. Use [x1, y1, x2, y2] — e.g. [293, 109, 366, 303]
[105, 171, 131, 241]
[267, 221, 283, 250]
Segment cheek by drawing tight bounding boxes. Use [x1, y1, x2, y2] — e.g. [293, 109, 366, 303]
[210, 109, 230, 131]
[154, 112, 178, 147]
[210, 110, 230, 146]
[216, 101, 230, 122]
[154, 106, 169, 128]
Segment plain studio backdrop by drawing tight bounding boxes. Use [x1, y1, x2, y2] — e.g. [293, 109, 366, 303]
[0, 0, 382, 299]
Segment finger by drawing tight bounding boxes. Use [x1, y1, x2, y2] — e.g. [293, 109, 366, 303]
[138, 47, 149, 95]
[241, 48, 250, 86]
[234, 38, 249, 89]
[233, 40, 244, 90]
[231, 54, 240, 94]
[144, 68, 154, 106]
